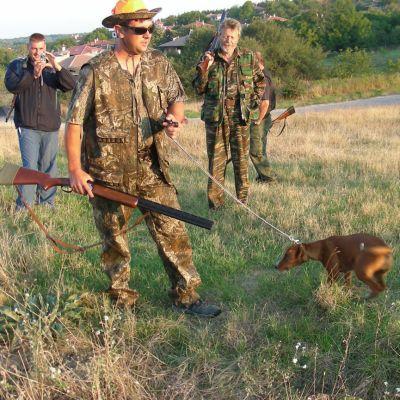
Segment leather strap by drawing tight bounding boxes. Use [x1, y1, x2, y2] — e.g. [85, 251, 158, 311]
[16, 187, 148, 255]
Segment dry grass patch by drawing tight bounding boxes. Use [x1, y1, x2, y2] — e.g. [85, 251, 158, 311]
[0, 106, 399, 399]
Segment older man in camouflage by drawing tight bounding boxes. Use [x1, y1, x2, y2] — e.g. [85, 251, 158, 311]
[65, 0, 220, 317]
[193, 19, 265, 209]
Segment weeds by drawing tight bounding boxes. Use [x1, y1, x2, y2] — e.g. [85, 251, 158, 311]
[0, 105, 399, 398]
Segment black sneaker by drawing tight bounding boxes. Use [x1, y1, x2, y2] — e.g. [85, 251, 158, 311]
[209, 204, 225, 211]
[173, 300, 221, 318]
[256, 175, 277, 184]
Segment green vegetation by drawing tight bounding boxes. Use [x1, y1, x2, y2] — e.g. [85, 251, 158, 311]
[0, 1, 399, 107]
[0, 106, 399, 398]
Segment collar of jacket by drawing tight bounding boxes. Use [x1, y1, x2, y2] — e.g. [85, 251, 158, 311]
[216, 46, 242, 63]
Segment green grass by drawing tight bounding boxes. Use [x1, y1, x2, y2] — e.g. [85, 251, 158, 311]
[0, 107, 399, 399]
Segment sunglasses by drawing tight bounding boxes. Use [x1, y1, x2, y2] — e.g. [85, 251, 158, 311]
[121, 25, 154, 35]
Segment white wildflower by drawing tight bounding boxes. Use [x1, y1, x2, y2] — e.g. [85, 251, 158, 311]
[292, 358, 298, 364]
[396, 388, 400, 392]
[295, 342, 301, 350]
[384, 382, 388, 386]
[95, 330, 101, 336]
[104, 315, 109, 321]
[302, 365, 307, 369]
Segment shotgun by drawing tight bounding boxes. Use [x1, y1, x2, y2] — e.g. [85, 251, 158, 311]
[271, 106, 295, 124]
[0, 163, 214, 230]
[197, 10, 227, 73]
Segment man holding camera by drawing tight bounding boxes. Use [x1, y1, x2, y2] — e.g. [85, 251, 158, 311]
[4, 33, 75, 210]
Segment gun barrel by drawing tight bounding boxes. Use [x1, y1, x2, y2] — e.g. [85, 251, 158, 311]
[0, 163, 214, 231]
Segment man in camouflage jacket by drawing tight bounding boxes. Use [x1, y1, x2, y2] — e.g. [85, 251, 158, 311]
[193, 18, 265, 209]
[65, 0, 220, 317]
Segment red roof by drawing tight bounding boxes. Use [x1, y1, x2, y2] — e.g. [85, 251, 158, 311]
[69, 45, 100, 56]
[87, 39, 114, 47]
[60, 54, 94, 72]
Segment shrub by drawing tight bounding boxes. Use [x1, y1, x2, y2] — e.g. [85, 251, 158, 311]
[330, 48, 372, 78]
[387, 58, 400, 72]
[242, 20, 326, 81]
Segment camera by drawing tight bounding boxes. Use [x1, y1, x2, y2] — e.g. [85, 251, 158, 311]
[40, 53, 47, 63]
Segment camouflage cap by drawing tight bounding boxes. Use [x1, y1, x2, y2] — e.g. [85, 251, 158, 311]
[102, 0, 161, 28]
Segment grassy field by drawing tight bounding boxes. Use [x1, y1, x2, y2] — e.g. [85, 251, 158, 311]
[0, 105, 399, 399]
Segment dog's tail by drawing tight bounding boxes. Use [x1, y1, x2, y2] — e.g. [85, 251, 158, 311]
[363, 246, 392, 256]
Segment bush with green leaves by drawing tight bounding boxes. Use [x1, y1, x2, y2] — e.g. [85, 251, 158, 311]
[330, 48, 373, 78]
[387, 57, 400, 72]
[242, 20, 325, 82]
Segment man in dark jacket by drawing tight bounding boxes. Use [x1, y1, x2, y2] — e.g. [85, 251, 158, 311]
[249, 52, 277, 183]
[4, 33, 75, 210]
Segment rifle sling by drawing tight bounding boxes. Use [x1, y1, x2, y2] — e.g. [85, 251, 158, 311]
[16, 187, 148, 255]
[274, 118, 287, 137]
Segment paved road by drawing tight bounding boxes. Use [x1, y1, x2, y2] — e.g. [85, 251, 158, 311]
[272, 94, 400, 116]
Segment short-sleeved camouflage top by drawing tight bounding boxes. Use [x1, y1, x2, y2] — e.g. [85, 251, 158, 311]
[66, 49, 186, 188]
[67, 50, 186, 150]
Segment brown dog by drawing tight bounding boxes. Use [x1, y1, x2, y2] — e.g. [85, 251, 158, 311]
[276, 233, 393, 298]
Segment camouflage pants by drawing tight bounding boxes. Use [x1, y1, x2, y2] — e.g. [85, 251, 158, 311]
[91, 155, 201, 306]
[205, 110, 250, 208]
[249, 114, 273, 180]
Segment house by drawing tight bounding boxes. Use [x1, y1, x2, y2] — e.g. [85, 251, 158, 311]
[68, 44, 101, 57]
[266, 14, 289, 21]
[60, 54, 95, 75]
[185, 21, 214, 30]
[206, 13, 223, 21]
[158, 34, 190, 55]
[86, 39, 114, 51]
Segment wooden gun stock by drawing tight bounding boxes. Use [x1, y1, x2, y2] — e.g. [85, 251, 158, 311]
[0, 164, 213, 230]
[272, 106, 296, 124]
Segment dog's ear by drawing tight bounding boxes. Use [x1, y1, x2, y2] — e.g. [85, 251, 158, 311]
[296, 244, 306, 260]
[295, 244, 302, 257]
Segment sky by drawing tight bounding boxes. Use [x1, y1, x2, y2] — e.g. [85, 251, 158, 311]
[0, 0, 245, 39]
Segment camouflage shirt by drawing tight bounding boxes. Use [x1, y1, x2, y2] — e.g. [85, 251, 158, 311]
[66, 50, 186, 189]
[193, 47, 265, 124]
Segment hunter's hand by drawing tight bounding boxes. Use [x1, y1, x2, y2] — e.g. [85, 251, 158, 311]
[69, 168, 94, 198]
[163, 114, 181, 139]
[45, 51, 62, 72]
[203, 51, 214, 69]
[33, 60, 45, 79]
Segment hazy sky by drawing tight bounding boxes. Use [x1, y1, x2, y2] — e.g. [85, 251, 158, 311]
[1, 0, 245, 39]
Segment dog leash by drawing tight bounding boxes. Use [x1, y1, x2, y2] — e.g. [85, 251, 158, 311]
[16, 186, 149, 254]
[167, 135, 301, 245]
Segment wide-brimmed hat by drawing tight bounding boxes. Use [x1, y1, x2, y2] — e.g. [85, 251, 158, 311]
[102, 0, 161, 28]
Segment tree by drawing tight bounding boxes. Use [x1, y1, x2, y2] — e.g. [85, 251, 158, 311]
[0, 47, 17, 66]
[323, 0, 372, 51]
[163, 15, 177, 26]
[81, 28, 112, 44]
[176, 11, 206, 26]
[170, 27, 215, 97]
[239, 1, 256, 23]
[242, 20, 325, 81]
[48, 37, 77, 52]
